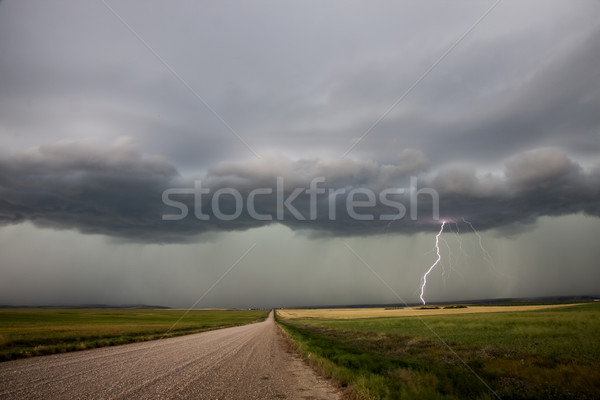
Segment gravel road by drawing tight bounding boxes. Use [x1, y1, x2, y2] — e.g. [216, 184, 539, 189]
[0, 311, 340, 399]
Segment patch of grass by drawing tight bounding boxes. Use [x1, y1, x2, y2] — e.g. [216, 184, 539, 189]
[0, 309, 268, 361]
[285, 303, 600, 362]
[277, 303, 600, 400]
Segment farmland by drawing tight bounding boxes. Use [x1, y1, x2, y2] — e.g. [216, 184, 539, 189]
[0, 308, 268, 361]
[277, 303, 600, 399]
[276, 303, 581, 320]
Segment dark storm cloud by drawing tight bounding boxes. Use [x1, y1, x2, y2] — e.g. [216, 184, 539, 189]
[0, 140, 598, 242]
[430, 150, 600, 231]
[0, 1, 599, 240]
[1, 0, 599, 308]
[0, 138, 183, 241]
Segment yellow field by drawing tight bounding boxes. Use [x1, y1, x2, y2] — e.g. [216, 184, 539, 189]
[277, 303, 583, 319]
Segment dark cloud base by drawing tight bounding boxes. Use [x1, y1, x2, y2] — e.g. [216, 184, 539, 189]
[0, 139, 598, 243]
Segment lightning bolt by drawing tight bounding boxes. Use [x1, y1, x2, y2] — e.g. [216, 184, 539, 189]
[418, 218, 506, 305]
[419, 221, 446, 305]
[450, 221, 468, 257]
[439, 235, 465, 285]
[445, 223, 467, 284]
[462, 217, 497, 271]
[439, 236, 450, 284]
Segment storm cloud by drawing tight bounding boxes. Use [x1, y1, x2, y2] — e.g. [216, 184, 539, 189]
[1, 1, 599, 306]
[0, 139, 598, 242]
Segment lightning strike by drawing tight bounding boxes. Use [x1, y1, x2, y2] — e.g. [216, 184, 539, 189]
[450, 221, 468, 257]
[419, 220, 446, 305]
[462, 217, 497, 271]
[419, 219, 495, 304]
[439, 236, 450, 283]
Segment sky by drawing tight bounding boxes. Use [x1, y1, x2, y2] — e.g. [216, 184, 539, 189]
[0, 1, 599, 308]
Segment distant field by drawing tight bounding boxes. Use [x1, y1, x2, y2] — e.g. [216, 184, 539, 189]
[277, 303, 600, 400]
[277, 303, 582, 319]
[0, 309, 268, 361]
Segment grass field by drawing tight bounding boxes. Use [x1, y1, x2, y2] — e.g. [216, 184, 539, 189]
[0, 308, 268, 361]
[277, 303, 600, 400]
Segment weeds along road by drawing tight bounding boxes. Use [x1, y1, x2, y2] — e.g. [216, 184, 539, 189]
[0, 311, 340, 400]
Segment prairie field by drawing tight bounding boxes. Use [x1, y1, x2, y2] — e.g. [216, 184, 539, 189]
[0, 308, 268, 361]
[277, 303, 582, 320]
[277, 302, 600, 400]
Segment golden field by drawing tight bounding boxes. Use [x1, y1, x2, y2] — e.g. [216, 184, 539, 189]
[277, 303, 583, 319]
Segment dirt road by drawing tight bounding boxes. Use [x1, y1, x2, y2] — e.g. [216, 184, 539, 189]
[0, 311, 340, 399]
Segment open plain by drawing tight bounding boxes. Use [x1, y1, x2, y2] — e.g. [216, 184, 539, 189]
[277, 302, 600, 399]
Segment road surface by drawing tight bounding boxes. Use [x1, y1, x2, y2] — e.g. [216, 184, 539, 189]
[0, 311, 340, 399]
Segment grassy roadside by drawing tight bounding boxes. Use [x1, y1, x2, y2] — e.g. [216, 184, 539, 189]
[0, 309, 268, 361]
[276, 303, 600, 400]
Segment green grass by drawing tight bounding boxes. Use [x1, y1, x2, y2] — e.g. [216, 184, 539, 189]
[277, 303, 600, 400]
[0, 308, 268, 361]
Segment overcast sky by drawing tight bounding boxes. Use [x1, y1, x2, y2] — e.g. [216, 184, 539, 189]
[1, 0, 599, 307]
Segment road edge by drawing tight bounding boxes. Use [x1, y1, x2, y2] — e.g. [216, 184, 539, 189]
[274, 310, 351, 400]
